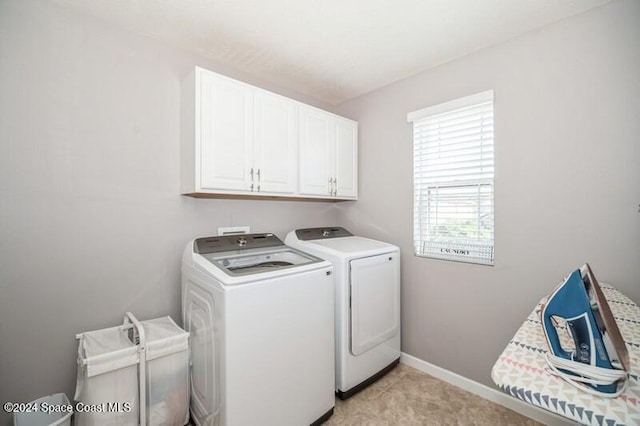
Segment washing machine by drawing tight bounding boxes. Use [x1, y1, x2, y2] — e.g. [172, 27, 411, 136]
[285, 227, 400, 399]
[181, 233, 335, 426]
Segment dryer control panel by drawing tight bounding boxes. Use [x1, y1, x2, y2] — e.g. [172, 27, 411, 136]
[295, 227, 353, 240]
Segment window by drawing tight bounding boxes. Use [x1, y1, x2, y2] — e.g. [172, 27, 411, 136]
[408, 90, 494, 265]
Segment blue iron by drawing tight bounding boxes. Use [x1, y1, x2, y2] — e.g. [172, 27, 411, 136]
[540, 264, 628, 397]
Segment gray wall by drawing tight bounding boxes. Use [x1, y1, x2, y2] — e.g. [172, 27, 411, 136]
[335, 0, 640, 388]
[1, 0, 639, 423]
[0, 1, 337, 422]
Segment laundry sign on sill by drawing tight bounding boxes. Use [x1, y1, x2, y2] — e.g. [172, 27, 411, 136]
[417, 241, 494, 265]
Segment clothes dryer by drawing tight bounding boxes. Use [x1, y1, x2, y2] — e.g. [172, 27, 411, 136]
[285, 227, 400, 399]
[182, 233, 335, 426]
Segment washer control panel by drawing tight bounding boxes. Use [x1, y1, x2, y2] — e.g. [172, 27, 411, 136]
[194, 233, 284, 254]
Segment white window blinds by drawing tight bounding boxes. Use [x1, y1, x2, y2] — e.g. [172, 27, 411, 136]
[408, 90, 494, 265]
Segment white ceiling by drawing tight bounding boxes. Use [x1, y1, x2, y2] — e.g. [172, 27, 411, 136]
[50, 0, 612, 105]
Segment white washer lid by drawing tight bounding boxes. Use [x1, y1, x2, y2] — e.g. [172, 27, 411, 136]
[202, 247, 322, 277]
[308, 236, 396, 255]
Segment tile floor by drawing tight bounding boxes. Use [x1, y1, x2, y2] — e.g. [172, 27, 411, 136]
[325, 363, 542, 425]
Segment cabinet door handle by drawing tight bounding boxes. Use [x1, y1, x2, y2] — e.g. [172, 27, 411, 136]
[257, 169, 261, 192]
[328, 177, 332, 196]
[333, 178, 337, 196]
[250, 168, 254, 191]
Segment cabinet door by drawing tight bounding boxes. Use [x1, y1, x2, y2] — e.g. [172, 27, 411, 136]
[199, 70, 252, 191]
[334, 118, 358, 198]
[253, 90, 298, 194]
[299, 106, 331, 196]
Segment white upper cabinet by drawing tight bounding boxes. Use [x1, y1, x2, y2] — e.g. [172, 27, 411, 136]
[253, 89, 298, 194]
[299, 106, 332, 197]
[334, 117, 358, 198]
[299, 106, 358, 199]
[199, 71, 253, 191]
[182, 66, 356, 200]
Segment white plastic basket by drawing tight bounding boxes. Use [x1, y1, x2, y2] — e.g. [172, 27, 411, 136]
[13, 393, 72, 426]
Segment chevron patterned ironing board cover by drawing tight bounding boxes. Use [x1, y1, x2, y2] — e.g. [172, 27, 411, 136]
[492, 283, 640, 426]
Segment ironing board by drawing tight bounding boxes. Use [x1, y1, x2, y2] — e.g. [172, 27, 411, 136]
[491, 283, 640, 426]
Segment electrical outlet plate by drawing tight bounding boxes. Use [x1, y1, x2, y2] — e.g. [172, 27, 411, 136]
[218, 226, 250, 236]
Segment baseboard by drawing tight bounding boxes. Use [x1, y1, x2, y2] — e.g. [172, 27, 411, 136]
[400, 353, 574, 426]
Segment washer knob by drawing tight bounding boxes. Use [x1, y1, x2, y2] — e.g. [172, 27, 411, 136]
[237, 237, 247, 247]
[322, 230, 330, 237]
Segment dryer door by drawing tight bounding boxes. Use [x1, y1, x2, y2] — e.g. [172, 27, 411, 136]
[350, 252, 400, 356]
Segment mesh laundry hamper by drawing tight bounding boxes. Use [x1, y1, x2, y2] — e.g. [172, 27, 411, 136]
[74, 324, 140, 426]
[74, 313, 189, 426]
[141, 317, 189, 426]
